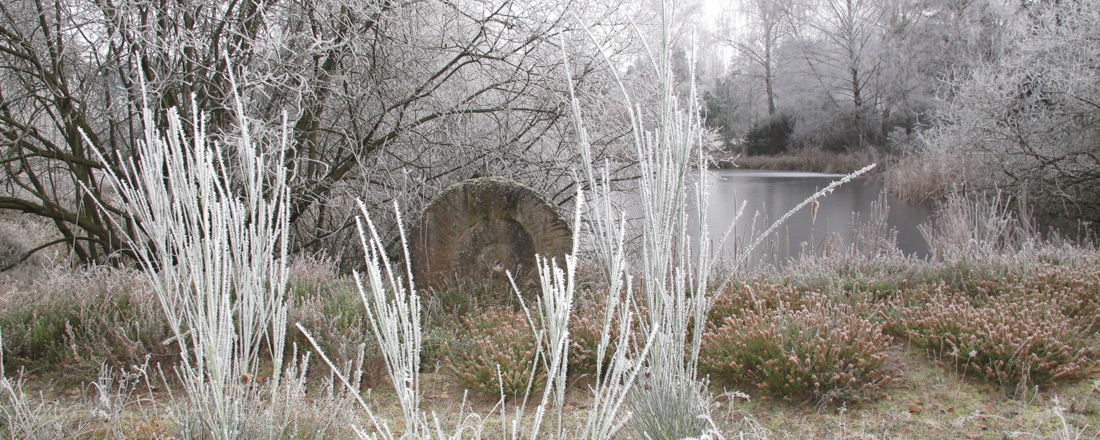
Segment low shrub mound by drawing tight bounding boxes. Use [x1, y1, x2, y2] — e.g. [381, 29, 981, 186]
[701, 293, 897, 404]
[0, 268, 172, 379]
[568, 289, 646, 378]
[1015, 269, 1100, 334]
[568, 292, 616, 377]
[707, 282, 813, 323]
[285, 274, 386, 386]
[444, 304, 543, 397]
[887, 278, 1100, 387]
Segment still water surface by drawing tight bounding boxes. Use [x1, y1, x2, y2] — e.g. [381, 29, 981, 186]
[695, 169, 933, 266]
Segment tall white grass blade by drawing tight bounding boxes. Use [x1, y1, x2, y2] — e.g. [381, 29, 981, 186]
[567, 4, 722, 438]
[84, 74, 292, 438]
[714, 163, 877, 293]
[353, 199, 424, 438]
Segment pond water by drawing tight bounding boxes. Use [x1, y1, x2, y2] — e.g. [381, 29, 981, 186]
[698, 169, 933, 267]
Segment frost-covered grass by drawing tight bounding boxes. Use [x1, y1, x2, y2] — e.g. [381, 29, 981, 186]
[89, 88, 301, 437]
[2, 77, 1097, 438]
[4, 251, 1100, 438]
[4, 3, 1100, 440]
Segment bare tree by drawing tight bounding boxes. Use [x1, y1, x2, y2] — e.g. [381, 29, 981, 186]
[0, 0, 129, 265]
[927, 0, 1100, 226]
[718, 0, 791, 116]
[786, 0, 885, 149]
[0, 0, 631, 267]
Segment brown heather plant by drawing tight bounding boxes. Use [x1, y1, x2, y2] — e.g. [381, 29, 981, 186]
[886, 281, 1100, 387]
[568, 289, 649, 378]
[1013, 268, 1100, 334]
[284, 258, 384, 383]
[701, 293, 898, 404]
[567, 291, 617, 378]
[707, 282, 816, 323]
[0, 267, 172, 379]
[445, 304, 544, 397]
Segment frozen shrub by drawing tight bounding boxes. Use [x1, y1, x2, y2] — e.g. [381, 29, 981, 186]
[1015, 269, 1100, 334]
[285, 259, 374, 367]
[568, 289, 647, 378]
[701, 294, 897, 404]
[286, 285, 383, 386]
[445, 304, 544, 397]
[568, 292, 616, 377]
[888, 280, 1099, 386]
[422, 277, 521, 320]
[286, 256, 345, 300]
[707, 281, 813, 324]
[743, 114, 794, 156]
[0, 268, 171, 378]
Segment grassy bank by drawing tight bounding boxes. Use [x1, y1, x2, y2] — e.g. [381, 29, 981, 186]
[3, 249, 1099, 438]
[711, 149, 878, 175]
[707, 147, 967, 211]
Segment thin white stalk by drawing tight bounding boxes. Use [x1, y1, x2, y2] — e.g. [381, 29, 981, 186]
[320, 199, 500, 439]
[295, 323, 392, 440]
[1, 325, 61, 438]
[564, 35, 655, 440]
[85, 74, 291, 438]
[507, 189, 585, 440]
[713, 163, 876, 294]
[569, 3, 731, 438]
[353, 199, 424, 438]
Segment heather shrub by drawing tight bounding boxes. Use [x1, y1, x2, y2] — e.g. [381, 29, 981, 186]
[568, 289, 646, 377]
[1011, 268, 1100, 334]
[701, 294, 897, 404]
[286, 286, 382, 385]
[286, 256, 347, 301]
[894, 267, 1100, 332]
[286, 260, 368, 357]
[887, 281, 1099, 386]
[422, 278, 521, 320]
[568, 291, 616, 377]
[445, 304, 543, 397]
[707, 281, 814, 324]
[285, 257, 396, 386]
[0, 268, 171, 378]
